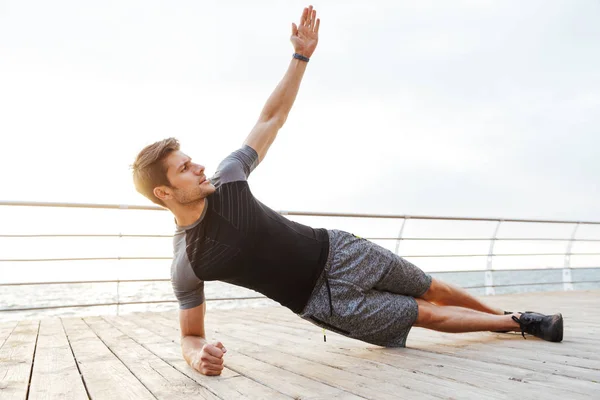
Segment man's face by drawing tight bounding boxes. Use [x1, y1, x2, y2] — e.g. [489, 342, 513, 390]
[163, 150, 216, 205]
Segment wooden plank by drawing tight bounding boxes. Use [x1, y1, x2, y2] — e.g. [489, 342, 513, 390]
[84, 316, 217, 400]
[220, 351, 364, 400]
[102, 315, 237, 378]
[263, 309, 600, 380]
[219, 329, 503, 399]
[105, 314, 291, 399]
[409, 329, 600, 375]
[152, 312, 486, 399]
[405, 335, 600, 386]
[61, 317, 156, 400]
[408, 340, 600, 394]
[213, 308, 600, 396]
[212, 316, 589, 400]
[140, 313, 413, 400]
[339, 347, 594, 400]
[238, 306, 599, 361]
[229, 304, 600, 373]
[141, 314, 365, 400]
[28, 319, 88, 400]
[3, 290, 597, 399]
[0, 320, 39, 400]
[0, 321, 18, 349]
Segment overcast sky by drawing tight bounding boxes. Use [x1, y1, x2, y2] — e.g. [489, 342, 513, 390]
[1, 0, 599, 222]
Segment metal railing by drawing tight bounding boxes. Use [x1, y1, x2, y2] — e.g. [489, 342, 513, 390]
[1, 200, 599, 314]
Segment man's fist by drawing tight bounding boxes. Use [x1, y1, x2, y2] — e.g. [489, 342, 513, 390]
[191, 341, 227, 376]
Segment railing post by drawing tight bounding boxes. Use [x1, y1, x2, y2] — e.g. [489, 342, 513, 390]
[116, 279, 121, 316]
[116, 204, 130, 315]
[563, 222, 580, 291]
[116, 231, 122, 316]
[485, 220, 503, 296]
[395, 217, 409, 255]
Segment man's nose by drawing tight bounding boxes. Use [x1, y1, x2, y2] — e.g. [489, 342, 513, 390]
[195, 164, 205, 174]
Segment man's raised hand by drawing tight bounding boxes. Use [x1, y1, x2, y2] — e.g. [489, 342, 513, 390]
[291, 5, 320, 58]
[191, 341, 227, 376]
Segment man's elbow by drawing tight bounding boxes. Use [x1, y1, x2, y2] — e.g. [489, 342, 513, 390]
[260, 113, 286, 128]
[274, 115, 286, 128]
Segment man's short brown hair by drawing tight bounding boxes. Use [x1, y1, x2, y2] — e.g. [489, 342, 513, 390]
[132, 138, 180, 207]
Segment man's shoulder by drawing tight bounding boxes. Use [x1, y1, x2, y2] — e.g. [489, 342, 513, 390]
[210, 145, 259, 187]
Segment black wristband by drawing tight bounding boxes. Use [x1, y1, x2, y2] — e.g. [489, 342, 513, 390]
[293, 53, 310, 62]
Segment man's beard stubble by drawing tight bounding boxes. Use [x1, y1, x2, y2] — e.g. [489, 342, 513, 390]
[173, 184, 213, 205]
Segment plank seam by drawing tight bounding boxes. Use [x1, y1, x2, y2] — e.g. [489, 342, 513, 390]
[24, 321, 40, 400]
[60, 318, 92, 400]
[233, 348, 375, 400]
[219, 328, 444, 399]
[0, 322, 19, 350]
[150, 313, 369, 399]
[126, 313, 296, 399]
[212, 358, 311, 399]
[81, 318, 160, 400]
[100, 315, 224, 400]
[387, 345, 598, 383]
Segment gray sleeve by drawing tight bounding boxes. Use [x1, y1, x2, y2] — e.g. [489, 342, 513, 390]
[171, 239, 205, 310]
[210, 145, 259, 188]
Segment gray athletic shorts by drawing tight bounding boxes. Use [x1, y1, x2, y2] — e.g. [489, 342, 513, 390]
[300, 229, 432, 347]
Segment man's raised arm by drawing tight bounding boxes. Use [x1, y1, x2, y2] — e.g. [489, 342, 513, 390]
[244, 5, 321, 163]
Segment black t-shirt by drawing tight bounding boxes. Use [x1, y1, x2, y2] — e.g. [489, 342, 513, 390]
[171, 145, 329, 313]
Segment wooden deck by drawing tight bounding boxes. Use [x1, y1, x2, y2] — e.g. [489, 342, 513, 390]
[1, 290, 599, 399]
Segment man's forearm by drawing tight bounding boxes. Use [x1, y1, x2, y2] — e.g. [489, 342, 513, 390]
[259, 58, 308, 124]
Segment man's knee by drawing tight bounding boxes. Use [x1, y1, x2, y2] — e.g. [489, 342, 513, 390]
[420, 278, 451, 302]
[414, 298, 443, 326]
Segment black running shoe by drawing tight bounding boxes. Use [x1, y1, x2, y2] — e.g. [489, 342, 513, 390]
[492, 311, 514, 334]
[512, 312, 563, 342]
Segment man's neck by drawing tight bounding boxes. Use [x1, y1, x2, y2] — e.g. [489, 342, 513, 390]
[173, 198, 206, 227]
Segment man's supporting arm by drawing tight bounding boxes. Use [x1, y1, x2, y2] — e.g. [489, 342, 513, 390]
[243, 58, 308, 163]
[180, 302, 227, 376]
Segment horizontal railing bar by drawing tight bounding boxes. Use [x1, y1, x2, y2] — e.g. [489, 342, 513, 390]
[0, 234, 173, 238]
[464, 280, 600, 289]
[282, 211, 600, 224]
[0, 278, 171, 286]
[2, 234, 600, 243]
[0, 257, 172, 262]
[4, 281, 600, 313]
[0, 200, 164, 211]
[431, 266, 600, 274]
[400, 253, 600, 258]
[368, 238, 600, 242]
[2, 266, 599, 287]
[2, 200, 600, 225]
[3, 253, 600, 262]
[375, 253, 600, 258]
[0, 296, 267, 313]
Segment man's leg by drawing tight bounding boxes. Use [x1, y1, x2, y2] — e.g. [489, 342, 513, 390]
[414, 298, 518, 332]
[420, 278, 505, 315]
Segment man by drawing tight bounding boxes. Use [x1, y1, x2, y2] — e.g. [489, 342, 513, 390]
[132, 5, 563, 377]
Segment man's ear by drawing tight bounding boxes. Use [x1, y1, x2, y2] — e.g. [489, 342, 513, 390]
[153, 186, 171, 202]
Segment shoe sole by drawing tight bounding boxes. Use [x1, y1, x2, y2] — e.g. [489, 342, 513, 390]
[552, 313, 563, 342]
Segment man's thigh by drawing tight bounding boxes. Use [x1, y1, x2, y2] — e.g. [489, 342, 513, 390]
[372, 252, 432, 298]
[328, 229, 432, 297]
[306, 287, 420, 348]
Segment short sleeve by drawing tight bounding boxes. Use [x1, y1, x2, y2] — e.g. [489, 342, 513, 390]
[210, 145, 259, 188]
[171, 244, 206, 310]
[172, 279, 205, 310]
